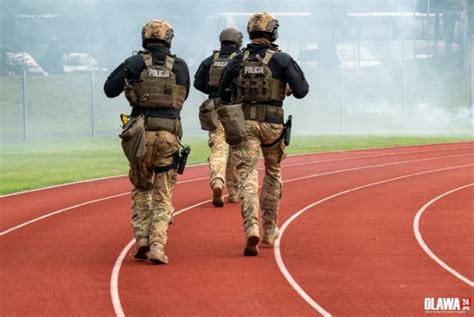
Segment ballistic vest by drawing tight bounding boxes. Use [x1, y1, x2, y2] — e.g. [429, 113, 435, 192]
[124, 51, 186, 111]
[232, 48, 286, 104]
[207, 51, 237, 88]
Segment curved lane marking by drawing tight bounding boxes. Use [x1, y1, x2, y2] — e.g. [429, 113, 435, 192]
[2, 153, 472, 236]
[0, 193, 128, 236]
[2, 144, 472, 198]
[274, 164, 474, 316]
[413, 183, 474, 287]
[111, 198, 213, 317]
[111, 157, 473, 317]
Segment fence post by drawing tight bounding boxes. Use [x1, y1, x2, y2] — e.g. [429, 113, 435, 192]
[339, 67, 345, 133]
[91, 69, 96, 137]
[22, 69, 28, 142]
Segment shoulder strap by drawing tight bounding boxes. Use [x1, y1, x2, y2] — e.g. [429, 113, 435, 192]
[213, 51, 220, 60]
[243, 50, 250, 61]
[165, 55, 175, 70]
[141, 51, 153, 67]
[229, 52, 238, 60]
[262, 49, 276, 65]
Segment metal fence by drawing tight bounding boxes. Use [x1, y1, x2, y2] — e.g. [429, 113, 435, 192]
[0, 60, 472, 144]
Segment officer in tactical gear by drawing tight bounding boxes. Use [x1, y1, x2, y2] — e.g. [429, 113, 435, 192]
[194, 27, 243, 207]
[104, 19, 190, 264]
[218, 12, 309, 256]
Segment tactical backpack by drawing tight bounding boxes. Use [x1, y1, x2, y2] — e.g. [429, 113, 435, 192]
[124, 51, 186, 111]
[207, 51, 238, 88]
[232, 48, 286, 104]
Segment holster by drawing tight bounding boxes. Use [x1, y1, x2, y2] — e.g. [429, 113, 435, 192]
[216, 103, 247, 145]
[199, 98, 219, 131]
[119, 115, 147, 163]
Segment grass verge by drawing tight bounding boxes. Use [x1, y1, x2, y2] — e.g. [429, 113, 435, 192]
[1, 134, 472, 195]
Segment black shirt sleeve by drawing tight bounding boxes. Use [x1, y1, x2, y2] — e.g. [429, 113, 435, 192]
[218, 54, 243, 103]
[284, 58, 309, 99]
[103, 55, 143, 98]
[274, 52, 309, 99]
[173, 57, 190, 100]
[193, 55, 213, 94]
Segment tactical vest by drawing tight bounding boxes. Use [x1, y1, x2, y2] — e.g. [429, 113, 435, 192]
[232, 49, 286, 104]
[207, 51, 237, 88]
[124, 51, 186, 111]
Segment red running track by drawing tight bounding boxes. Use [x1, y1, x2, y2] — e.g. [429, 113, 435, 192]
[0, 142, 473, 316]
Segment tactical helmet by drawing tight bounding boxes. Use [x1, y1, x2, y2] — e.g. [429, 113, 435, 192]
[142, 19, 174, 48]
[247, 12, 279, 41]
[219, 27, 243, 48]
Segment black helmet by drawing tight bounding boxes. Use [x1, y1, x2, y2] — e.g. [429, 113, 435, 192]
[219, 27, 243, 48]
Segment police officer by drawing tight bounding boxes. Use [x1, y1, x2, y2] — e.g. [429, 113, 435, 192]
[194, 28, 243, 207]
[219, 12, 309, 256]
[104, 19, 190, 264]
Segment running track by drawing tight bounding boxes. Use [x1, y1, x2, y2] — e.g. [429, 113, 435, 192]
[1, 142, 473, 316]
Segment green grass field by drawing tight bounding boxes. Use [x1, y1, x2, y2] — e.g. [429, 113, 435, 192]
[1, 135, 472, 195]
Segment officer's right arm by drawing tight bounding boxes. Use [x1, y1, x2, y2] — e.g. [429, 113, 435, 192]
[104, 56, 142, 98]
[218, 55, 242, 103]
[104, 62, 126, 98]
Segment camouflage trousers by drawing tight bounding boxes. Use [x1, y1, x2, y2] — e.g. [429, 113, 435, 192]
[208, 120, 239, 199]
[234, 121, 286, 237]
[129, 130, 179, 251]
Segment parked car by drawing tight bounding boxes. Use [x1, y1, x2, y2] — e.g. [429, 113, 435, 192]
[336, 46, 381, 68]
[61, 53, 107, 73]
[6, 52, 49, 75]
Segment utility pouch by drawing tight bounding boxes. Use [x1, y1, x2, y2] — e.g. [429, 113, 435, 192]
[119, 115, 147, 163]
[216, 103, 247, 145]
[198, 99, 219, 131]
[176, 145, 191, 174]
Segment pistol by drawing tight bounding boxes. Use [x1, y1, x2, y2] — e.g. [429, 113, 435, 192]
[176, 145, 191, 174]
[284, 115, 292, 146]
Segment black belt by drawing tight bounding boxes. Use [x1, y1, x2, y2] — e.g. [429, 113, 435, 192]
[244, 100, 283, 107]
[130, 107, 180, 119]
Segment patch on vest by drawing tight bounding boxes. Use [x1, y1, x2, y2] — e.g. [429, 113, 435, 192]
[244, 66, 264, 75]
[213, 61, 228, 68]
[148, 69, 170, 78]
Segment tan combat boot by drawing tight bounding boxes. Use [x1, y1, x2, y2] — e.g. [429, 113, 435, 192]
[261, 227, 280, 247]
[212, 180, 224, 207]
[243, 226, 260, 256]
[148, 243, 169, 264]
[133, 237, 150, 260]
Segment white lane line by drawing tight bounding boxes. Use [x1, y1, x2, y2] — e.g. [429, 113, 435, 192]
[413, 183, 474, 287]
[0, 193, 128, 236]
[282, 145, 474, 169]
[111, 198, 213, 317]
[111, 156, 473, 317]
[2, 153, 472, 236]
[0, 163, 209, 198]
[2, 144, 472, 198]
[274, 164, 474, 316]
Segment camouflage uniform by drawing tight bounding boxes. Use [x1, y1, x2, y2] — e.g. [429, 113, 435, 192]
[208, 121, 239, 201]
[130, 130, 179, 259]
[234, 122, 286, 236]
[194, 28, 243, 206]
[104, 19, 190, 264]
[218, 12, 309, 256]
